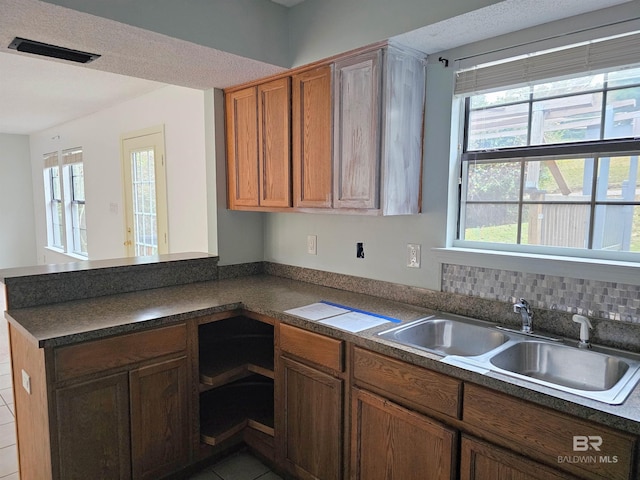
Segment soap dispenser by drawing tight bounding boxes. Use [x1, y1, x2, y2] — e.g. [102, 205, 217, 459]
[572, 314, 592, 349]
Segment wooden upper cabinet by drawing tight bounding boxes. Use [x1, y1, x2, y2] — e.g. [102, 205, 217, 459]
[334, 45, 425, 214]
[226, 80, 292, 209]
[292, 65, 333, 208]
[333, 49, 382, 210]
[224, 42, 425, 214]
[226, 87, 259, 208]
[258, 78, 291, 207]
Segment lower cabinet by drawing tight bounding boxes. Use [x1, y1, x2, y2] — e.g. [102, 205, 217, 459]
[277, 323, 346, 480]
[55, 373, 131, 479]
[130, 357, 190, 480]
[351, 387, 456, 480]
[54, 355, 189, 480]
[460, 435, 578, 480]
[280, 357, 343, 480]
[47, 323, 191, 480]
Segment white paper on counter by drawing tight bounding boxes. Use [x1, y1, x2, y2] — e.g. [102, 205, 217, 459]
[318, 311, 390, 332]
[284, 302, 350, 321]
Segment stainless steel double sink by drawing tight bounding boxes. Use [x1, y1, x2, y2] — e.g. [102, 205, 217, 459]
[378, 315, 640, 405]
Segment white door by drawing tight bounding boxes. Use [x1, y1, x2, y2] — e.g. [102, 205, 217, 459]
[121, 126, 168, 256]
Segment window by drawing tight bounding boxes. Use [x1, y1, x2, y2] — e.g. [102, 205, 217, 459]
[64, 149, 87, 256]
[456, 33, 640, 260]
[42, 148, 87, 257]
[43, 152, 63, 249]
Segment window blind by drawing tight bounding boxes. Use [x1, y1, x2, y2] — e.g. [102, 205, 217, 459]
[43, 152, 59, 169]
[62, 148, 82, 165]
[455, 31, 640, 96]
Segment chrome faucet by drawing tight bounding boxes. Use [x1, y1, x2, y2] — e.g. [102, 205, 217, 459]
[513, 298, 533, 333]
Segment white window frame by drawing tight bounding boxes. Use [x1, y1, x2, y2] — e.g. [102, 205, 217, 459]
[42, 148, 88, 258]
[439, 28, 640, 285]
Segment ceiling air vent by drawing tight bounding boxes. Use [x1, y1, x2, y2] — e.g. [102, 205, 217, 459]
[8, 37, 100, 64]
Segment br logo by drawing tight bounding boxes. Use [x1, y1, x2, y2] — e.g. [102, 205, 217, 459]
[573, 435, 603, 452]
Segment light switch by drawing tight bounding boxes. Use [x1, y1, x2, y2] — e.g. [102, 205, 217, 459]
[22, 369, 31, 395]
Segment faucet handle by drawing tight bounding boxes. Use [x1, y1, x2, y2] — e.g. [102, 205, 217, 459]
[572, 314, 593, 348]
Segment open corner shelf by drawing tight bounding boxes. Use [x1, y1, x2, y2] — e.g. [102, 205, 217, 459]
[199, 335, 274, 389]
[197, 317, 275, 449]
[199, 376, 274, 446]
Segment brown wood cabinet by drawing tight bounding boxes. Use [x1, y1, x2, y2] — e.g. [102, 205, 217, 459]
[55, 373, 131, 480]
[277, 324, 345, 480]
[10, 322, 191, 480]
[351, 387, 456, 480]
[226, 78, 291, 209]
[226, 87, 259, 208]
[292, 65, 334, 208]
[460, 435, 579, 480]
[280, 357, 343, 480]
[130, 356, 190, 480]
[225, 42, 426, 215]
[463, 383, 636, 480]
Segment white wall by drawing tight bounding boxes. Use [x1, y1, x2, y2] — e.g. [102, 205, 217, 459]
[29, 85, 209, 264]
[0, 134, 37, 268]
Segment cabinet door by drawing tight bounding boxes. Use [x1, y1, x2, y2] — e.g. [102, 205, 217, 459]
[226, 86, 259, 208]
[55, 373, 131, 480]
[280, 357, 342, 480]
[130, 356, 190, 480]
[292, 65, 333, 208]
[351, 388, 455, 480]
[333, 50, 381, 210]
[258, 77, 291, 207]
[460, 435, 578, 480]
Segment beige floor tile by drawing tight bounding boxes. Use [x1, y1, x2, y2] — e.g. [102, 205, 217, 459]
[0, 472, 19, 480]
[4, 406, 12, 417]
[0, 377, 11, 391]
[0, 365, 10, 378]
[0, 407, 13, 426]
[0, 390, 12, 407]
[0, 444, 18, 477]
[212, 452, 270, 480]
[0, 423, 16, 449]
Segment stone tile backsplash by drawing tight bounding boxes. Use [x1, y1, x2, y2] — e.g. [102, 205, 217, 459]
[441, 264, 640, 324]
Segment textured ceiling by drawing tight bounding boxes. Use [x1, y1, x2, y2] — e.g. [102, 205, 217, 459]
[0, 0, 635, 135]
[393, 0, 632, 54]
[0, 0, 286, 134]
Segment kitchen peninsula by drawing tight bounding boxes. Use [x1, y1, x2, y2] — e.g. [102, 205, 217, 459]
[2, 254, 639, 480]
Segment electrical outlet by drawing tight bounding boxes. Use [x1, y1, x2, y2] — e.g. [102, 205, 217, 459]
[407, 244, 421, 268]
[22, 369, 31, 395]
[307, 235, 317, 255]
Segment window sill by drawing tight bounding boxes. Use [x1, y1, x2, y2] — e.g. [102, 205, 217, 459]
[432, 247, 640, 286]
[44, 246, 88, 262]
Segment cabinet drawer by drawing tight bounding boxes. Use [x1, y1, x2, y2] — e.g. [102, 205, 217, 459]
[55, 323, 187, 382]
[280, 324, 344, 372]
[353, 347, 461, 419]
[463, 384, 636, 480]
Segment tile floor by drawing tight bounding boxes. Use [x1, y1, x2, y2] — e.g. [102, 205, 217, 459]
[0, 292, 18, 480]
[0, 292, 278, 480]
[189, 451, 283, 480]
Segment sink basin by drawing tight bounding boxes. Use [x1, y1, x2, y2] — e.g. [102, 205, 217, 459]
[379, 317, 509, 356]
[490, 341, 630, 391]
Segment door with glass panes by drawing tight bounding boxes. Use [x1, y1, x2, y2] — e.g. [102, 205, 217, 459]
[121, 126, 168, 256]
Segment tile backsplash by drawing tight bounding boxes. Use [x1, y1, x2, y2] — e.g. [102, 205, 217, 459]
[442, 264, 640, 324]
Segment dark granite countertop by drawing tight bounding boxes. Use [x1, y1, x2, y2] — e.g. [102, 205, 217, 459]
[5, 274, 640, 436]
